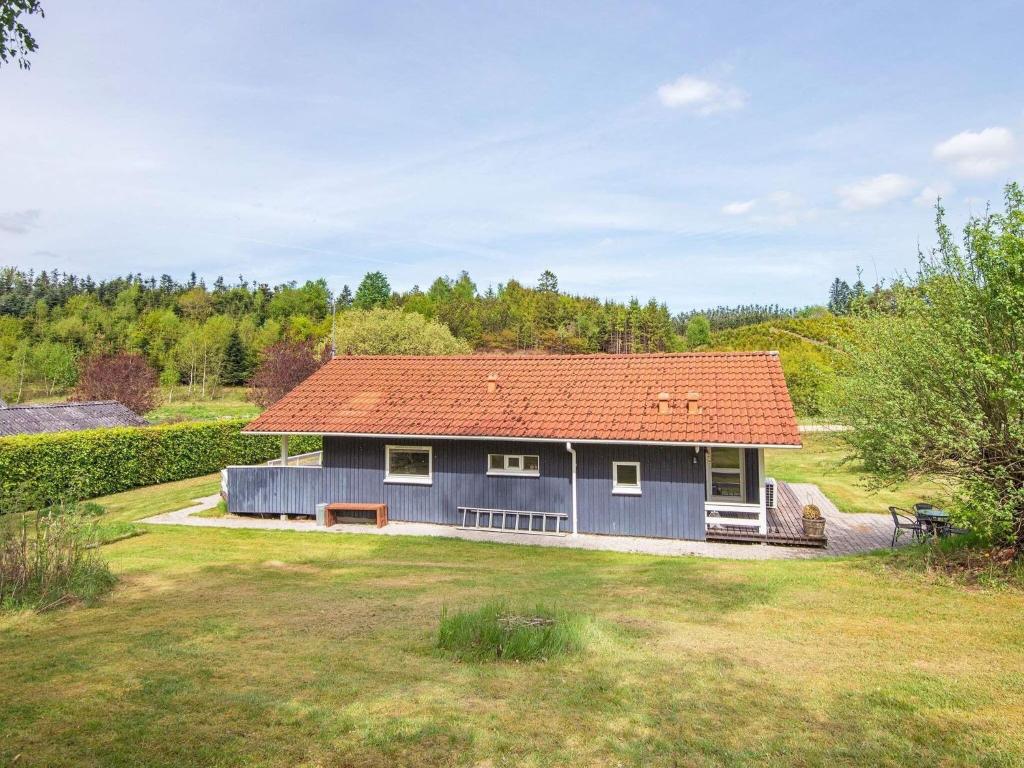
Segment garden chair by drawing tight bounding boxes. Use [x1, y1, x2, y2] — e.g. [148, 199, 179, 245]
[889, 506, 922, 547]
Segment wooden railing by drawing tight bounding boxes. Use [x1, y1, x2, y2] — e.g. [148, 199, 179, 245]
[705, 501, 767, 535]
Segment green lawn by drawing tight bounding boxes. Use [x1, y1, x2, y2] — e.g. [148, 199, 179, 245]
[2, 465, 1023, 766]
[767, 432, 949, 514]
[145, 386, 261, 424]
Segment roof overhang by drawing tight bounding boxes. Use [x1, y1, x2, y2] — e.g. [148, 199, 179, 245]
[243, 429, 802, 450]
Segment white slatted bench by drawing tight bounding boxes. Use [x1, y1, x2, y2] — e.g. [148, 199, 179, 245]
[458, 506, 569, 536]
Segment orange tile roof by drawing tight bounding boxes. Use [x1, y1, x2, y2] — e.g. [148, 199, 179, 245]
[244, 352, 802, 447]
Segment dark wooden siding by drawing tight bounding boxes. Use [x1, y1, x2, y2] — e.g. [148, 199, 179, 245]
[322, 437, 571, 526]
[227, 436, 711, 540]
[575, 444, 706, 540]
[225, 466, 322, 516]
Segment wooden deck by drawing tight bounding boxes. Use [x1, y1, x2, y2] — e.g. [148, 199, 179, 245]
[705, 481, 828, 547]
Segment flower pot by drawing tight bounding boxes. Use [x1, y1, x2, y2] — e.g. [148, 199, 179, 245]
[803, 517, 826, 538]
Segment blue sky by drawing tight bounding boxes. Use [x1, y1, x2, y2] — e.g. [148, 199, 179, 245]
[1, 1, 1022, 312]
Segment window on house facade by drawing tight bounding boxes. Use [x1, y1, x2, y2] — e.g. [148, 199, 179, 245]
[385, 445, 432, 484]
[707, 447, 745, 502]
[612, 461, 642, 495]
[487, 453, 540, 476]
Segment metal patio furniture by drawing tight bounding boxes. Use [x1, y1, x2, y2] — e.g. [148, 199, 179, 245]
[889, 506, 923, 547]
[914, 503, 952, 538]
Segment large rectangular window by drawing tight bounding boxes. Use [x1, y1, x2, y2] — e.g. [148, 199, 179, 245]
[707, 447, 745, 502]
[385, 445, 432, 485]
[487, 453, 540, 476]
[612, 461, 642, 495]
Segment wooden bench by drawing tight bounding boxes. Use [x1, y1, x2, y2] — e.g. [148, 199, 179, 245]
[324, 502, 388, 528]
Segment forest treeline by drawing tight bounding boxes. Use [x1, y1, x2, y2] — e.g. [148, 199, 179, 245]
[0, 264, 871, 413]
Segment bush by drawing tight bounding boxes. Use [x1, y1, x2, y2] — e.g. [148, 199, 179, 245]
[0, 506, 117, 611]
[74, 352, 158, 415]
[878, 532, 1024, 591]
[0, 418, 320, 509]
[437, 601, 587, 662]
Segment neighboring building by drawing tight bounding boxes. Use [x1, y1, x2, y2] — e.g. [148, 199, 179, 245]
[225, 352, 801, 541]
[0, 400, 147, 437]
[224, 354, 798, 540]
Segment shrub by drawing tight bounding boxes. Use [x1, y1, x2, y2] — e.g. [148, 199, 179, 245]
[0, 506, 117, 611]
[437, 601, 587, 662]
[250, 340, 330, 408]
[74, 353, 158, 415]
[0, 418, 320, 508]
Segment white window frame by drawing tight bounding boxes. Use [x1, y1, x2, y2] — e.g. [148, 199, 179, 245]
[384, 445, 433, 485]
[705, 447, 746, 503]
[486, 453, 540, 477]
[612, 461, 642, 495]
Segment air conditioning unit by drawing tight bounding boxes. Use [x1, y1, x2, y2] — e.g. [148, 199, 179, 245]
[765, 477, 777, 510]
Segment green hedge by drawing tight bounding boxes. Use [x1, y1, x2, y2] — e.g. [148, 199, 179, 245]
[0, 419, 321, 508]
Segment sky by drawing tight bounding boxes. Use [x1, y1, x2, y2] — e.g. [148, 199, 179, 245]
[1, 1, 1022, 312]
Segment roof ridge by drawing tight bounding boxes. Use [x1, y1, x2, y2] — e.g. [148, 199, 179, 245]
[1, 400, 125, 411]
[326, 351, 780, 361]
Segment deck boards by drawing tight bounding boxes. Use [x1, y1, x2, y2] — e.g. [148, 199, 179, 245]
[705, 481, 827, 547]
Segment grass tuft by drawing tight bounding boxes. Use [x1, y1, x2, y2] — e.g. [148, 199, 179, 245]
[437, 600, 588, 662]
[1, 509, 117, 612]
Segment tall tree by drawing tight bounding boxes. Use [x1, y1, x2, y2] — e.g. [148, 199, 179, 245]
[537, 270, 558, 293]
[827, 278, 852, 315]
[833, 184, 1024, 554]
[220, 330, 250, 386]
[353, 271, 391, 309]
[685, 314, 711, 348]
[0, 0, 44, 70]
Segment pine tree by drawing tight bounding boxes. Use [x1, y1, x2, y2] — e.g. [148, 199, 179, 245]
[337, 285, 353, 308]
[827, 278, 853, 315]
[220, 331, 250, 386]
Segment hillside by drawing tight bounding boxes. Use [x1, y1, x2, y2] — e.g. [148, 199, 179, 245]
[706, 314, 854, 415]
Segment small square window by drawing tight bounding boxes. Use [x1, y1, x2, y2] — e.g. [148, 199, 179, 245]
[612, 461, 641, 495]
[487, 453, 540, 476]
[385, 445, 432, 484]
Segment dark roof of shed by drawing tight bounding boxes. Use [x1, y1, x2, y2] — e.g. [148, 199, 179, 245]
[0, 400, 147, 437]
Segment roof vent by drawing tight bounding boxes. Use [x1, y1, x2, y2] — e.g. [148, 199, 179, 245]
[686, 391, 701, 415]
[486, 372, 499, 394]
[657, 391, 671, 415]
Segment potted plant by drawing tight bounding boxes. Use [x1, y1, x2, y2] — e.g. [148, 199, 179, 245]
[802, 504, 826, 538]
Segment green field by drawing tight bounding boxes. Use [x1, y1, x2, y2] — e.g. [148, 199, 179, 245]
[767, 433, 949, 514]
[145, 387, 262, 423]
[2, 437, 1020, 767]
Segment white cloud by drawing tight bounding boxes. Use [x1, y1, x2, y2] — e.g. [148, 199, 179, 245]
[719, 191, 814, 227]
[933, 127, 1016, 177]
[914, 182, 954, 207]
[836, 174, 916, 210]
[722, 199, 756, 215]
[656, 75, 746, 115]
[0, 209, 41, 234]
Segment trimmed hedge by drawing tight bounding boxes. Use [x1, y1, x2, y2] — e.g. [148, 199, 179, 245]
[0, 418, 320, 508]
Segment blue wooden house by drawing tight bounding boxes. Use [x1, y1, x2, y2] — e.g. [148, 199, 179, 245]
[224, 352, 802, 541]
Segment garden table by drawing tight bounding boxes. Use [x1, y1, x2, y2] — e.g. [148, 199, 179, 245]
[914, 504, 950, 537]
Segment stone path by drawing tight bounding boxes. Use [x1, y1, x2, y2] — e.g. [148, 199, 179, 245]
[143, 484, 901, 561]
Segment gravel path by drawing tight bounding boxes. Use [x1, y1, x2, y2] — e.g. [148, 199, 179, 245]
[142, 485, 899, 561]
